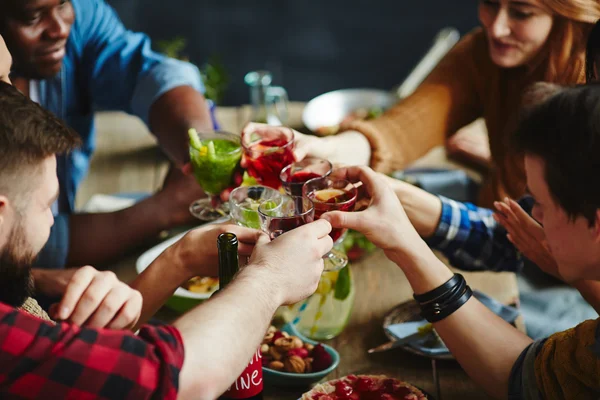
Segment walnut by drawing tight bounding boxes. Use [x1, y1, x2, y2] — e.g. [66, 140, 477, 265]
[260, 344, 270, 355]
[274, 337, 295, 352]
[262, 332, 274, 344]
[284, 355, 306, 373]
[269, 346, 284, 361]
[304, 343, 314, 352]
[268, 361, 284, 371]
[304, 357, 313, 373]
[267, 326, 277, 334]
[291, 336, 304, 349]
[282, 331, 290, 338]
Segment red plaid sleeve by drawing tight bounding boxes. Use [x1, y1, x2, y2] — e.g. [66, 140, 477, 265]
[0, 302, 185, 399]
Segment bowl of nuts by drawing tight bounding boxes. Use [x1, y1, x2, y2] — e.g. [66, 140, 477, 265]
[262, 323, 340, 387]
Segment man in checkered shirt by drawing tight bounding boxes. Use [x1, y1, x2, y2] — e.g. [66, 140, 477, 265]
[0, 38, 333, 399]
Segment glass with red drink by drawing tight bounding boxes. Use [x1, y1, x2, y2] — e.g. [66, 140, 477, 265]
[241, 127, 295, 189]
[279, 157, 333, 197]
[258, 195, 314, 240]
[303, 177, 357, 271]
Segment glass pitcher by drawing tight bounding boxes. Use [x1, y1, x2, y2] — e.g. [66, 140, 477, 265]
[281, 265, 355, 340]
[244, 70, 289, 125]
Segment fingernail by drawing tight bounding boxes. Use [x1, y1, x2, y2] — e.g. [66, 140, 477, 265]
[59, 307, 69, 320]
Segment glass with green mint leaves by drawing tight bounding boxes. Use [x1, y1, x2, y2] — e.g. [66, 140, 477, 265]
[229, 186, 282, 229]
[189, 129, 242, 221]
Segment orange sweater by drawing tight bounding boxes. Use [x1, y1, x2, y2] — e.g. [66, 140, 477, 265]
[345, 29, 586, 206]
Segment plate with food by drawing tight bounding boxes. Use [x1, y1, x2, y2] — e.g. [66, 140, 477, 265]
[302, 89, 396, 136]
[301, 375, 433, 399]
[382, 291, 520, 360]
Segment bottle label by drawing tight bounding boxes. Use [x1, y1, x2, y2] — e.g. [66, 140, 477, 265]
[223, 347, 263, 398]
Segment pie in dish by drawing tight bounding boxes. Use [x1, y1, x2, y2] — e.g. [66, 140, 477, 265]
[302, 374, 427, 400]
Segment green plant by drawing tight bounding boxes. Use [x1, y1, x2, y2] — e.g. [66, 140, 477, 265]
[156, 37, 229, 105]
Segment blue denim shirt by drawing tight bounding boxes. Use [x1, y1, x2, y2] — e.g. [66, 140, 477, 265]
[31, 0, 205, 268]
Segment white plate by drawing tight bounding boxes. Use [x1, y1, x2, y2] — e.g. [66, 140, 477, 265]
[302, 88, 396, 132]
[135, 217, 230, 300]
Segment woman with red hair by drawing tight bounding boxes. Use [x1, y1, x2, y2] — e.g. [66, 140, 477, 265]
[283, 0, 600, 206]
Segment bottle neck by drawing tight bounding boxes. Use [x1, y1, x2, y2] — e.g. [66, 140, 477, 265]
[217, 233, 239, 289]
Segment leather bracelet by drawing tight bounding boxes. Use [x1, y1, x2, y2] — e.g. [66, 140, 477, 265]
[421, 285, 473, 323]
[418, 279, 465, 321]
[413, 273, 464, 304]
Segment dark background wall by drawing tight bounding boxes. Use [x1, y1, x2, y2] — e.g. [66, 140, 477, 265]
[107, 0, 479, 106]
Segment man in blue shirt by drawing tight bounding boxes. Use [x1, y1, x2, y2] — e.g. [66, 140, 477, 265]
[0, 0, 213, 270]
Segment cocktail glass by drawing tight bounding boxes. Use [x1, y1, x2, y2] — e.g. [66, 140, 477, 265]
[241, 127, 295, 189]
[303, 177, 357, 271]
[189, 130, 242, 221]
[229, 186, 283, 229]
[279, 157, 333, 197]
[258, 195, 314, 239]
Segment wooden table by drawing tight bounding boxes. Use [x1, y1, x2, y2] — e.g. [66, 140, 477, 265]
[78, 104, 521, 400]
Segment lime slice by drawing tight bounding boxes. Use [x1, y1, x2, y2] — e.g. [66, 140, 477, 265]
[240, 199, 261, 229]
[249, 132, 261, 143]
[261, 200, 278, 211]
[333, 265, 351, 301]
[188, 128, 203, 150]
[206, 140, 216, 161]
[241, 171, 259, 187]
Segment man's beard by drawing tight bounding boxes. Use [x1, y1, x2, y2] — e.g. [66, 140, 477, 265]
[0, 223, 35, 307]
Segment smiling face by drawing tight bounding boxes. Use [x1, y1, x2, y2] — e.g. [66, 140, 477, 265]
[525, 155, 600, 282]
[1, 0, 74, 79]
[479, 0, 554, 68]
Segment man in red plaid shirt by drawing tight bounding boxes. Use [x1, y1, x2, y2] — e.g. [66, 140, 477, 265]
[0, 36, 333, 399]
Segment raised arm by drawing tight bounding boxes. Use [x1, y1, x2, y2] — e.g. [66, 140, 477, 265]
[74, 0, 212, 167]
[381, 174, 523, 273]
[173, 220, 332, 399]
[322, 167, 533, 399]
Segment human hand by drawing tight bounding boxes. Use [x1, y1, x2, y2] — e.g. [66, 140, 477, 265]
[50, 266, 142, 330]
[170, 223, 263, 278]
[493, 198, 559, 278]
[446, 123, 491, 170]
[155, 164, 207, 228]
[240, 123, 369, 167]
[319, 166, 427, 262]
[244, 220, 333, 305]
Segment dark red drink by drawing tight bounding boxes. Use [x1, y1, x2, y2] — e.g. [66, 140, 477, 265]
[308, 188, 356, 242]
[303, 178, 358, 243]
[242, 129, 295, 189]
[291, 171, 322, 183]
[258, 196, 314, 239]
[279, 158, 333, 197]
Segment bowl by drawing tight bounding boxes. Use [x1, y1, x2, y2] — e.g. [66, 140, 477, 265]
[263, 323, 340, 388]
[302, 88, 397, 134]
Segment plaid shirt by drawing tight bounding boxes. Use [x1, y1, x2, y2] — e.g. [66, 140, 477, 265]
[425, 196, 535, 273]
[0, 302, 184, 399]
